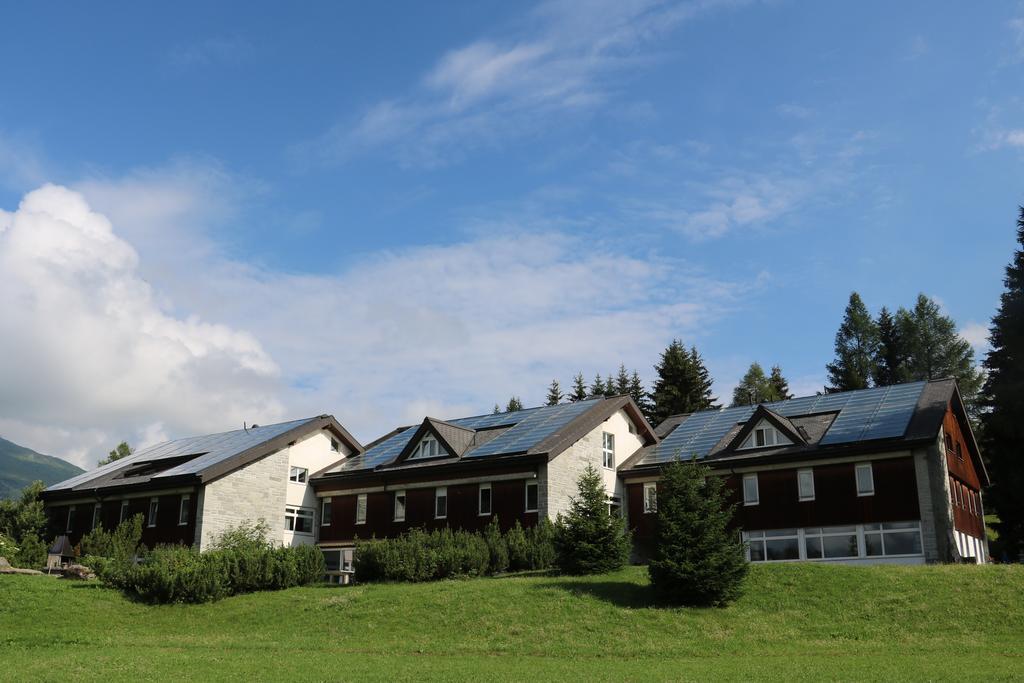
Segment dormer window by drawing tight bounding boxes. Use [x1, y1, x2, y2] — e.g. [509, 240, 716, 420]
[410, 435, 443, 460]
[738, 420, 792, 451]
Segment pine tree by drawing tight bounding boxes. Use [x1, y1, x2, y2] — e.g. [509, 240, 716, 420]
[603, 376, 617, 397]
[553, 464, 631, 574]
[980, 207, 1024, 559]
[628, 370, 654, 422]
[588, 373, 605, 398]
[873, 306, 909, 386]
[650, 341, 717, 424]
[493, 403, 501, 414]
[569, 372, 588, 402]
[900, 294, 983, 406]
[767, 365, 793, 401]
[505, 396, 524, 412]
[648, 459, 749, 606]
[614, 364, 631, 395]
[732, 362, 772, 406]
[826, 292, 879, 391]
[545, 379, 563, 406]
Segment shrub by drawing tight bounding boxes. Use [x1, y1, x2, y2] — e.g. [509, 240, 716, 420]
[210, 519, 272, 552]
[647, 459, 749, 607]
[505, 521, 531, 570]
[13, 533, 47, 570]
[483, 518, 509, 573]
[0, 533, 19, 562]
[84, 515, 144, 587]
[554, 464, 631, 574]
[526, 517, 556, 570]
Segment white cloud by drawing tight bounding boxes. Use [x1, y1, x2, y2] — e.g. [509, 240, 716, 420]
[294, 0, 750, 168]
[165, 34, 254, 70]
[1009, 17, 1024, 60]
[0, 185, 284, 469]
[960, 322, 990, 356]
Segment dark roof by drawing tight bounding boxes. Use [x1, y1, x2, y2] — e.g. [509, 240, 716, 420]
[625, 379, 960, 470]
[316, 396, 657, 479]
[44, 415, 361, 495]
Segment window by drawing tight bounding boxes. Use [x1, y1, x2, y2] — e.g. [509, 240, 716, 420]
[954, 441, 963, 461]
[331, 438, 340, 453]
[119, 500, 129, 524]
[608, 496, 622, 517]
[643, 482, 658, 514]
[744, 529, 799, 561]
[798, 469, 815, 501]
[479, 483, 492, 516]
[855, 463, 874, 496]
[66, 506, 76, 533]
[321, 497, 332, 526]
[285, 506, 314, 534]
[944, 433, 953, 454]
[147, 498, 159, 528]
[394, 490, 407, 522]
[410, 436, 442, 460]
[289, 466, 308, 483]
[628, 421, 638, 435]
[739, 421, 792, 450]
[435, 487, 448, 519]
[525, 481, 539, 512]
[178, 495, 190, 526]
[864, 521, 923, 557]
[602, 432, 615, 469]
[743, 473, 759, 506]
[804, 526, 858, 559]
[92, 503, 102, 530]
[355, 494, 367, 525]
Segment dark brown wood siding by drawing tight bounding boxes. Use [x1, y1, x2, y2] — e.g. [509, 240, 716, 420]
[44, 491, 198, 550]
[942, 405, 985, 537]
[319, 478, 539, 543]
[626, 481, 658, 560]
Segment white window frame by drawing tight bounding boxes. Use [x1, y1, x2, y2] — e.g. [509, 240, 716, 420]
[524, 481, 539, 513]
[478, 483, 492, 516]
[434, 487, 448, 519]
[289, 466, 308, 484]
[147, 498, 159, 528]
[66, 505, 76, 533]
[855, 462, 875, 497]
[738, 421, 792, 451]
[743, 473, 760, 506]
[321, 497, 332, 526]
[119, 500, 129, 524]
[602, 432, 615, 469]
[394, 490, 407, 522]
[643, 482, 657, 514]
[411, 435, 441, 460]
[178, 494, 190, 526]
[744, 521, 923, 562]
[798, 468, 815, 502]
[355, 493, 367, 525]
[285, 506, 315, 535]
[92, 503, 102, 530]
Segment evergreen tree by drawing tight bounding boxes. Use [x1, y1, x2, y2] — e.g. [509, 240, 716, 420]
[980, 208, 1024, 559]
[767, 365, 793, 401]
[505, 396, 524, 412]
[569, 372, 588, 402]
[588, 373, 605, 398]
[628, 370, 654, 422]
[826, 292, 879, 391]
[614, 364, 631, 395]
[553, 464, 631, 574]
[650, 341, 717, 424]
[98, 441, 133, 467]
[545, 379, 563, 406]
[493, 403, 501, 414]
[732, 362, 772, 406]
[648, 459, 749, 606]
[603, 376, 617, 397]
[900, 294, 983, 405]
[873, 306, 909, 386]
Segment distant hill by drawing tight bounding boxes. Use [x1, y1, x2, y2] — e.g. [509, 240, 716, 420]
[0, 436, 84, 499]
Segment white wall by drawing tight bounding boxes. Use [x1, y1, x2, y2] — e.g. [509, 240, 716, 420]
[284, 430, 355, 547]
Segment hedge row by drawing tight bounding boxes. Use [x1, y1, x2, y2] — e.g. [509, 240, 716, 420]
[354, 518, 555, 583]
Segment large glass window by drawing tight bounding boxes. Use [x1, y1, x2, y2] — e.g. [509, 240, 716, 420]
[602, 432, 615, 469]
[743, 473, 759, 506]
[746, 521, 922, 562]
[525, 481, 538, 512]
[355, 494, 367, 525]
[394, 490, 407, 522]
[479, 483, 492, 516]
[289, 466, 308, 483]
[864, 521, 922, 557]
[435, 487, 448, 519]
[643, 482, 657, 513]
[804, 526, 858, 559]
[745, 529, 800, 561]
[285, 506, 314, 534]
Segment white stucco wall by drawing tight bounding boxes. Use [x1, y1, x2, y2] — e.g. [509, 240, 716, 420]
[542, 408, 644, 520]
[284, 431, 354, 547]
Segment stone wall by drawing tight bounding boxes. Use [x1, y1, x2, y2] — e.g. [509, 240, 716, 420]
[913, 439, 955, 563]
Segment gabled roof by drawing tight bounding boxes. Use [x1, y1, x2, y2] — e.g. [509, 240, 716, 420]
[724, 404, 809, 452]
[43, 415, 361, 496]
[315, 395, 658, 479]
[625, 379, 964, 470]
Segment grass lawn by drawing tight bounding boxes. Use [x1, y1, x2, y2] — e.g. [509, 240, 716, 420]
[2, 564, 1023, 681]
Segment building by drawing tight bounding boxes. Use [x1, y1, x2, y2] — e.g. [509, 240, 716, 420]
[311, 396, 656, 572]
[40, 416, 362, 550]
[621, 378, 989, 564]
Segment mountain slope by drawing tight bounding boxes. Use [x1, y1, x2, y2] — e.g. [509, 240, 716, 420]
[0, 436, 84, 499]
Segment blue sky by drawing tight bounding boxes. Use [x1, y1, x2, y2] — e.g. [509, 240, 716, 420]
[1, 1, 1022, 467]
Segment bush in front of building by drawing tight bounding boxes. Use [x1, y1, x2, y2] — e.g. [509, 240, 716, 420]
[647, 459, 749, 607]
[483, 517, 509, 573]
[553, 464, 631, 575]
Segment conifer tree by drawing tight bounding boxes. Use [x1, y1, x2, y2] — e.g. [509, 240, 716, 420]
[648, 459, 748, 606]
[553, 464, 631, 574]
[603, 376, 617, 397]
[873, 306, 909, 386]
[614, 364, 631, 395]
[768, 365, 793, 401]
[826, 292, 879, 391]
[628, 370, 654, 422]
[650, 341, 717, 424]
[505, 396, 524, 412]
[545, 379, 563, 406]
[493, 403, 501, 414]
[588, 373, 605, 398]
[732, 362, 772, 406]
[569, 372, 588, 402]
[900, 294, 983, 406]
[980, 208, 1024, 559]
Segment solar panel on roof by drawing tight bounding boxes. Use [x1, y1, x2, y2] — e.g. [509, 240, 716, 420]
[464, 399, 599, 458]
[334, 427, 418, 472]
